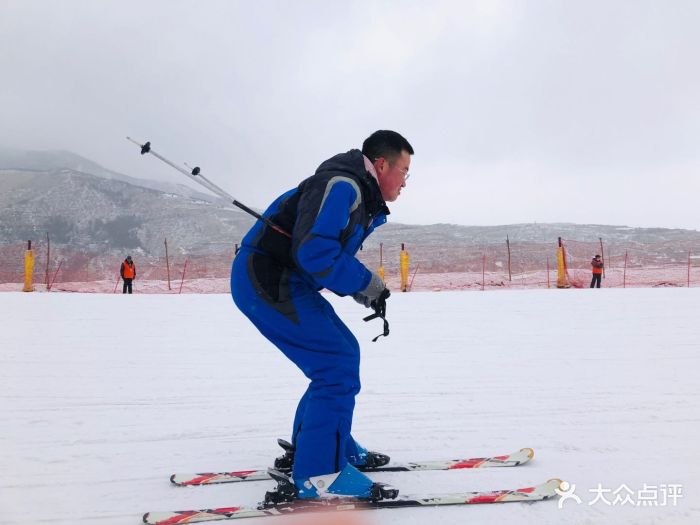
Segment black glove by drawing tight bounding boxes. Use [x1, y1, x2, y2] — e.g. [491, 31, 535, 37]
[369, 288, 391, 315]
[355, 274, 391, 342]
[362, 287, 391, 342]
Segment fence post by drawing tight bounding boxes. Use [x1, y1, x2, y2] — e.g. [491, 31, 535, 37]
[400, 243, 409, 292]
[688, 250, 691, 288]
[179, 259, 189, 294]
[45, 232, 50, 288]
[623, 251, 628, 288]
[556, 237, 570, 288]
[506, 235, 512, 282]
[408, 264, 419, 291]
[378, 243, 384, 281]
[48, 259, 63, 291]
[546, 258, 550, 289]
[23, 240, 35, 292]
[165, 238, 172, 290]
[481, 254, 486, 291]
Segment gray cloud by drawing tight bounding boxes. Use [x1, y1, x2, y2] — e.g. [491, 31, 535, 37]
[1, 0, 699, 229]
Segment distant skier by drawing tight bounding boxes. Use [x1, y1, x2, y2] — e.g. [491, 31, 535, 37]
[120, 255, 136, 294]
[230, 130, 413, 502]
[590, 254, 603, 288]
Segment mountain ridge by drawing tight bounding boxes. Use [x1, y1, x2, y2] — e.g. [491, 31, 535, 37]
[2, 149, 699, 262]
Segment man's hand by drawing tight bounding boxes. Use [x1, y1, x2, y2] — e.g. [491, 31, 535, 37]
[353, 272, 387, 308]
[360, 286, 391, 342]
[352, 292, 373, 308]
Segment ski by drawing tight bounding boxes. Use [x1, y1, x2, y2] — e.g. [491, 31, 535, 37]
[170, 447, 534, 486]
[143, 478, 562, 524]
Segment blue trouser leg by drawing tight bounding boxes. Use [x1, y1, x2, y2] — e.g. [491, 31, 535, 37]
[291, 317, 365, 463]
[325, 309, 366, 463]
[292, 392, 365, 464]
[231, 251, 361, 480]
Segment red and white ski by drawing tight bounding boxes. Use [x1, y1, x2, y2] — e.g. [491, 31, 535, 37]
[170, 448, 534, 486]
[143, 478, 562, 524]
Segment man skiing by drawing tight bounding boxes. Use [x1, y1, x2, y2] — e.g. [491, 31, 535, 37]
[230, 130, 413, 501]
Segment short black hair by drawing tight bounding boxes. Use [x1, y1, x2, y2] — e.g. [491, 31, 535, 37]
[362, 130, 414, 162]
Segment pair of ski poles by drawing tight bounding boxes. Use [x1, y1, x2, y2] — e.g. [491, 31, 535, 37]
[125, 137, 390, 340]
[126, 137, 290, 239]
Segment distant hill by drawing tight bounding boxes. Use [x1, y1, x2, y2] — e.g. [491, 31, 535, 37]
[2, 149, 700, 269]
[0, 149, 251, 255]
[0, 147, 227, 205]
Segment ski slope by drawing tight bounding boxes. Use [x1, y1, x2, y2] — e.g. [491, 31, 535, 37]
[2, 288, 699, 524]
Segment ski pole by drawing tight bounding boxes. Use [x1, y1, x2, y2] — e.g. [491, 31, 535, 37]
[125, 137, 291, 239]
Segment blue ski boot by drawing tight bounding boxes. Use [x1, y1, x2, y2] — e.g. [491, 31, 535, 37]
[346, 441, 391, 470]
[294, 463, 398, 501]
[273, 438, 390, 473]
[262, 466, 398, 507]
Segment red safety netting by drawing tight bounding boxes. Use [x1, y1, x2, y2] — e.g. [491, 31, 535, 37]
[1, 238, 699, 293]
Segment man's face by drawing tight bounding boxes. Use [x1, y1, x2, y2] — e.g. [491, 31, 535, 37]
[376, 150, 411, 202]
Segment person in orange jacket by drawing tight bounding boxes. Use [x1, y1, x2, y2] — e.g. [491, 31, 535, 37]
[120, 255, 136, 294]
[590, 254, 604, 288]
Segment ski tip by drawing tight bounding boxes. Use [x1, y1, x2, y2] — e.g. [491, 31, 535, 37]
[522, 447, 535, 460]
[141, 512, 150, 524]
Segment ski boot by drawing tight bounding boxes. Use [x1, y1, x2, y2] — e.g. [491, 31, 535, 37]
[348, 442, 391, 470]
[272, 439, 295, 473]
[295, 463, 398, 501]
[262, 465, 398, 508]
[273, 438, 391, 473]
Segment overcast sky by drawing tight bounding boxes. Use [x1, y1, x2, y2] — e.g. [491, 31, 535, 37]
[1, 0, 699, 230]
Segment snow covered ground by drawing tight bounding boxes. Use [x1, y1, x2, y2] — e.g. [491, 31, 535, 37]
[2, 288, 699, 525]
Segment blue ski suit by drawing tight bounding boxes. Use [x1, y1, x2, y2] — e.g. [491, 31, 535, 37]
[230, 149, 389, 480]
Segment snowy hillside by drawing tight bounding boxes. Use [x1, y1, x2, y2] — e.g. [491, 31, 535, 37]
[3, 149, 700, 266]
[0, 147, 226, 203]
[0, 169, 253, 255]
[2, 289, 698, 524]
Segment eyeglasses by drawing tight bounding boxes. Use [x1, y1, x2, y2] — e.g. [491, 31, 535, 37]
[376, 158, 410, 181]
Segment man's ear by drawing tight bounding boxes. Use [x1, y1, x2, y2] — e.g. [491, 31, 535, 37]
[374, 158, 386, 175]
